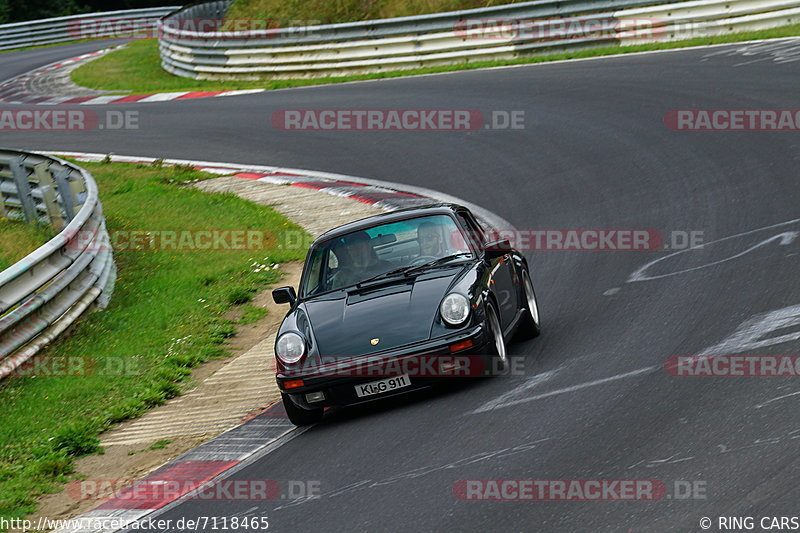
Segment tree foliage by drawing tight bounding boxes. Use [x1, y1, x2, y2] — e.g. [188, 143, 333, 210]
[1, 0, 183, 24]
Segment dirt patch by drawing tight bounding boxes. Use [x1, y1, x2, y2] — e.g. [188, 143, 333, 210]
[224, 263, 302, 357]
[26, 435, 209, 525]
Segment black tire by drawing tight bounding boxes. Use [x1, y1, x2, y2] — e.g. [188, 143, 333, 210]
[282, 393, 324, 426]
[485, 300, 508, 376]
[516, 267, 541, 340]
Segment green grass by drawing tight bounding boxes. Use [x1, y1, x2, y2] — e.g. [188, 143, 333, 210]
[0, 160, 307, 524]
[149, 439, 171, 451]
[0, 219, 55, 271]
[70, 40, 275, 93]
[71, 24, 800, 94]
[239, 304, 268, 325]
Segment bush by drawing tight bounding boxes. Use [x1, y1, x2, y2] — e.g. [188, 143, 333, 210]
[50, 424, 101, 457]
[227, 287, 254, 305]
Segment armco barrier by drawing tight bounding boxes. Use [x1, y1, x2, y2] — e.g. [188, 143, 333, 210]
[0, 149, 115, 379]
[0, 7, 180, 51]
[158, 0, 800, 79]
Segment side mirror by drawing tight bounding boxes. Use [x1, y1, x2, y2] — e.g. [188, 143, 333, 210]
[272, 286, 297, 305]
[484, 239, 512, 260]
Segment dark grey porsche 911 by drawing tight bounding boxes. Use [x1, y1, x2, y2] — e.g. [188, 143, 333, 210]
[271, 204, 540, 425]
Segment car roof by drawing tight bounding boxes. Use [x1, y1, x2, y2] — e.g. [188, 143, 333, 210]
[313, 203, 465, 244]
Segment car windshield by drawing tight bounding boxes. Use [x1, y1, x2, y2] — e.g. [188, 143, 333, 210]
[301, 214, 473, 296]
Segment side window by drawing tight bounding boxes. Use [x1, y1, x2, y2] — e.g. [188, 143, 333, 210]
[456, 211, 484, 250]
[328, 250, 339, 269]
[304, 248, 326, 295]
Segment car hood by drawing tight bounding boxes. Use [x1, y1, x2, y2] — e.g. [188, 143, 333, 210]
[302, 266, 466, 356]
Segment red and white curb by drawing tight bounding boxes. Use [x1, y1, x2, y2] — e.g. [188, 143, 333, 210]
[1, 89, 266, 106]
[41, 151, 436, 212]
[41, 151, 513, 229]
[54, 402, 301, 533]
[0, 47, 266, 105]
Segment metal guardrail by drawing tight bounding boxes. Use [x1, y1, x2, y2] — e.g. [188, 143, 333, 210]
[158, 0, 800, 79]
[0, 149, 115, 379]
[0, 7, 180, 51]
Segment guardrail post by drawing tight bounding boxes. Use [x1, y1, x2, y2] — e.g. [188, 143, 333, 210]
[10, 157, 36, 224]
[34, 162, 66, 231]
[54, 168, 75, 222]
[0, 186, 8, 220]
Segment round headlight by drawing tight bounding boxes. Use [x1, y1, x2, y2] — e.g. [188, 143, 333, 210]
[276, 332, 305, 364]
[440, 293, 470, 326]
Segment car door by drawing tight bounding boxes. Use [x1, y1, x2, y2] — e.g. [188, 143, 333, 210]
[456, 209, 518, 329]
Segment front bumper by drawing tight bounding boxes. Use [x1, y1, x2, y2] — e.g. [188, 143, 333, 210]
[277, 325, 491, 410]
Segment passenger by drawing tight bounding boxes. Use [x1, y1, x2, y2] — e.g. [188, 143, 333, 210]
[417, 221, 448, 257]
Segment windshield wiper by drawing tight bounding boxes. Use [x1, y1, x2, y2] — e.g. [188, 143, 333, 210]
[403, 252, 473, 275]
[355, 265, 418, 287]
[353, 253, 472, 289]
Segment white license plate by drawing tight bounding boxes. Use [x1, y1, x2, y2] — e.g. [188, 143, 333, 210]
[354, 375, 411, 398]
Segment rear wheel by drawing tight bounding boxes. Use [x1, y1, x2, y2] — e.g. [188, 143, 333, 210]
[486, 300, 508, 375]
[281, 393, 324, 426]
[516, 267, 541, 340]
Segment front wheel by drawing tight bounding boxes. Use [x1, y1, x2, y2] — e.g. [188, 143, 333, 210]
[281, 393, 323, 426]
[485, 300, 508, 375]
[516, 267, 541, 340]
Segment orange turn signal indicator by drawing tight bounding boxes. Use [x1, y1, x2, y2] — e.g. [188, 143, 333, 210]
[449, 339, 474, 353]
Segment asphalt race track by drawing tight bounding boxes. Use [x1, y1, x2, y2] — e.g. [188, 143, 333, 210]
[3, 39, 800, 532]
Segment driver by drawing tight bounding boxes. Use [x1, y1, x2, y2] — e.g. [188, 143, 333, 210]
[333, 231, 390, 286]
[347, 232, 380, 268]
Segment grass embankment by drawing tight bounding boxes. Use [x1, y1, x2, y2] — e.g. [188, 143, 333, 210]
[0, 220, 54, 271]
[0, 160, 307, 524]
[224, 0, 528, 25]
[70, 39, 273, 93]
[71, 23, 800, 94]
